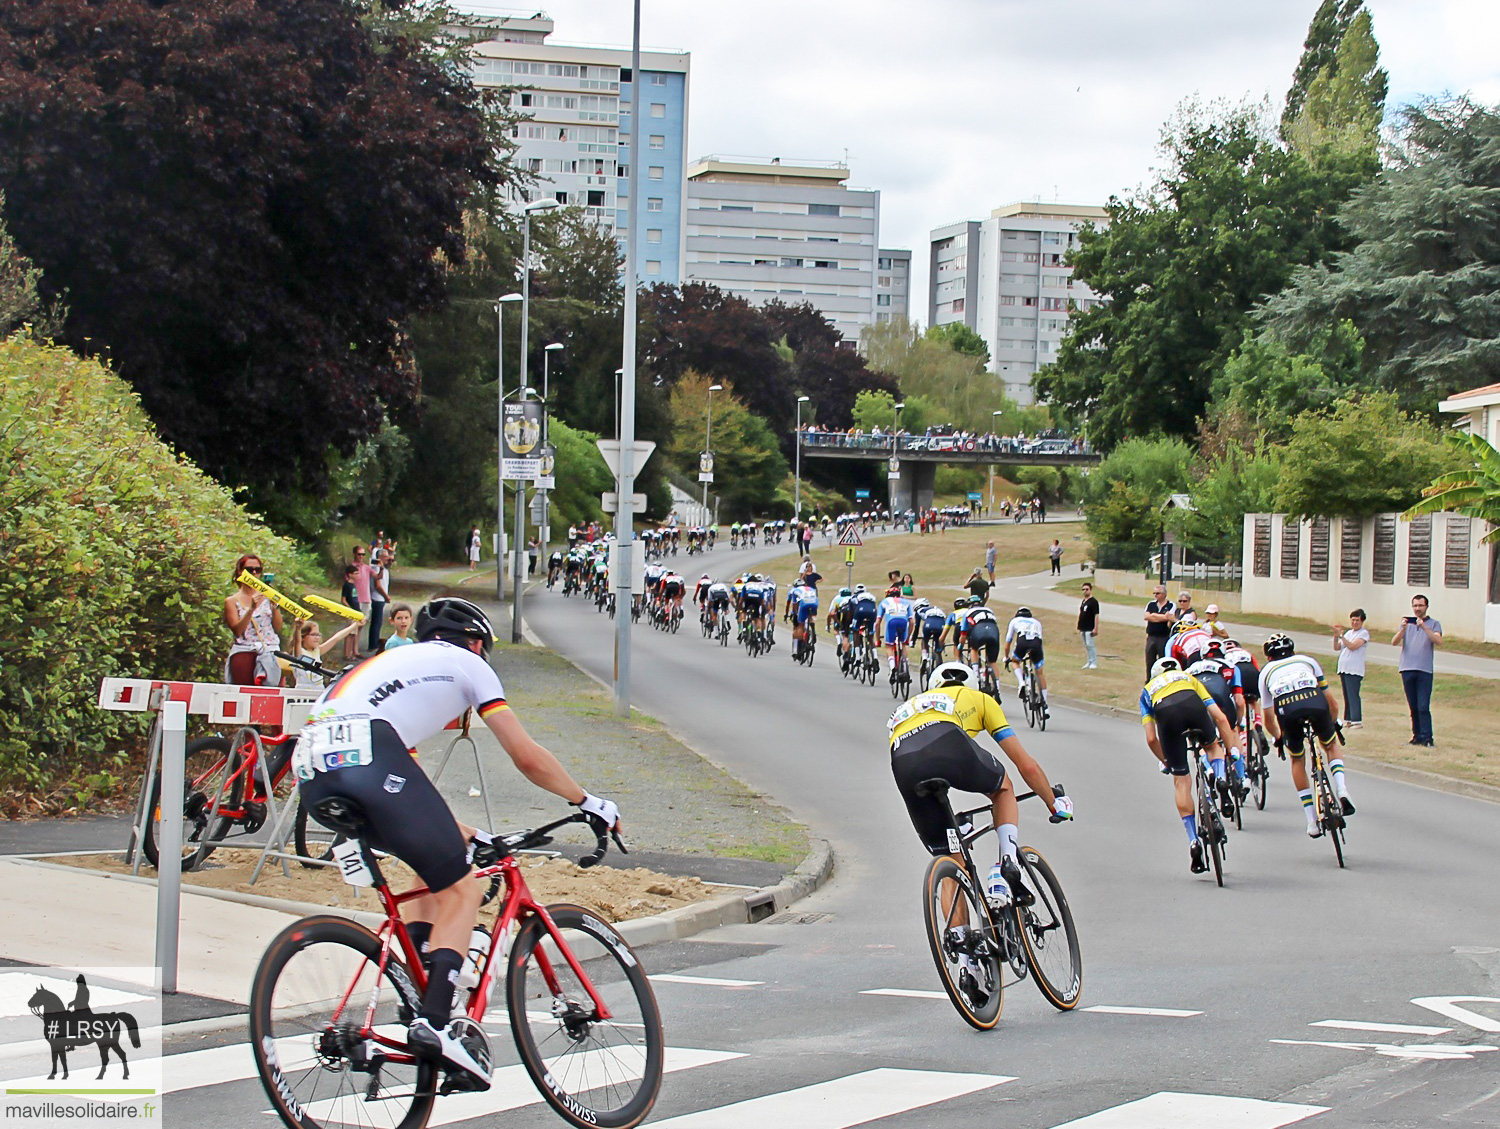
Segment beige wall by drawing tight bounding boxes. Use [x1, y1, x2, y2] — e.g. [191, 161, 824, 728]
[1241, 513, 1499, 643]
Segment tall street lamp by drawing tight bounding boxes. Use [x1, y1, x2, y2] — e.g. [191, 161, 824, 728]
[794, 394, 810, 521]
[989, 409, 1004, 516]
[495, 291, 524, 602]
[512, 197, 559, 642]
[613, 368, 624, 440]
[891, 400, 905, 514]
[702, 383, 722, 523]
[540, 342, 564, 554]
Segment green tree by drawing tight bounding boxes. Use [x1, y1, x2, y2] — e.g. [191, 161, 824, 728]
[1212, 321, 1368, 440]
[667, 373, 788, 520]
[1260, 99, 1500, 407]
[0, 193, 41, 335]
[545, 417, 613, 531]
[1405, 431, 1500, 543]
[1166, 443, 1282, 557]
[1035, 100, 1367, 449]
[1282, 0, 1358, 136]
[1083, 436, 1193, 548]
[924, 321, 990, 365]
[1284, 8, 1388, 164]
[849, 389, 936, 434]
[1276, 393, 1463, 518]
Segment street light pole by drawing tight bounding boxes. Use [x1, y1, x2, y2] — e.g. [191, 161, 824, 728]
[540, 341, 564, 554]
[494, 292, 523, 602]
[794, 394, 810, 521]
[990, 409, 1003, 517]
[702, 383, 722, 524]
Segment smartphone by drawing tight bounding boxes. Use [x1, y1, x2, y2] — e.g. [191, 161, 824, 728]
[1404, 616, 1416, 623]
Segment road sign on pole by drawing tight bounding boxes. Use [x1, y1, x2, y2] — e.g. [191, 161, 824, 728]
[596, 440, 656, 478]
[844, 546, 856, 565]
[838, 525, 863, 547]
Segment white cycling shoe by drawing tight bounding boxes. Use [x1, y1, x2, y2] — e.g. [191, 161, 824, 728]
[408, 1016, 492, 1091]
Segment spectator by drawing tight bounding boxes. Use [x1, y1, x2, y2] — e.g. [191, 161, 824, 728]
[1332, 608, 1370, 729]
[1144, 583, 1175, 677]
[289, 617, 359, 688]
[367, 548, 390, 652]
[1048, 539, 1063, 576]
[384, 603, 417, 648]
[900, 573, 915, 597]
[223, 553, 282, 686]
[985, 540, 997, 583]
[1174, 591, 1194, 623]
[1078, 581, 1100, 669]
[1203, 603, 1229, 639]
[965, 568, 992, 605]
[1393, 594, 1443, 746]
[527, 538, 539, 578]
[468, 527, 481, 571]
[340, 564, 361, 661]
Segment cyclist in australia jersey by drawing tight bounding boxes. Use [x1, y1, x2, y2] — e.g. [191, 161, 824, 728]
[1003, 607, 1049, 719]
[877, 588, 913, 681]
[294, 598, 621, 1088]
[1258, 633, 1353, 836]
[890, 661, 1073, 911]
[785, 580, 820, 657]
[1139, 657, 1241, 874]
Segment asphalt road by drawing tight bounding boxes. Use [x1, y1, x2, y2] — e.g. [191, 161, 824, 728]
[135, 537, 1500, 1127]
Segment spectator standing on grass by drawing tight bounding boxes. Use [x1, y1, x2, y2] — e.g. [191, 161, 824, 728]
[966, 568, 992, 606]
[467, 527, 481, 571]
[985, 540, 997, 583]
[1144, 583, 1175, 678]
[1393, 594, 1442, 746]
[1078, 581, 1100, 669]
[368, 548, 390, 652]
[351, 544, 373, 642]
[1175, 591, 1195, 623]
[1048, 539, 1063, 576]
[1332, 609, 1370, 729]
[340, 564, 361, 662]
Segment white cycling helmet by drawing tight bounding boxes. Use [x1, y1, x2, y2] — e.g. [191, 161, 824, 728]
[1151, 657, 1181, 678]
[931, 661, 974, 686]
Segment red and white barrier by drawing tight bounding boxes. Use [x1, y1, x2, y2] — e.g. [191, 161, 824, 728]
[97, 678, 323, 734]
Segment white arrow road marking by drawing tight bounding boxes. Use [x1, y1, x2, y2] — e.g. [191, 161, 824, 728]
[1409, 995, 1500, 1033]
[1049, 1091, 1327, 1127]
[651, 975, 763, 988]
[1272, 1039, 1498, 1061]
[860, 988, 950, 1000]
[1310, 1020, 1452, 1035]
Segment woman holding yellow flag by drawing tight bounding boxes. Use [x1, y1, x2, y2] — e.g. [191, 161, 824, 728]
[223, 553, 284, 685]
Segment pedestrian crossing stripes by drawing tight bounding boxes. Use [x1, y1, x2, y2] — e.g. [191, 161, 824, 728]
[1083, 1005, 1202, 1018]
[1050, 1091, 1327, 1127]
[861, 988, 950, 1000]
[1311, 1019, 1452, 1035]
[652, 974, 764, 987]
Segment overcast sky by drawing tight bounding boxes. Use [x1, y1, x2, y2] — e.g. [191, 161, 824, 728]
[463, 1, 1499, 319]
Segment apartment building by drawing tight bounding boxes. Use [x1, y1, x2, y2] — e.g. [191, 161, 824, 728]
[463, 12, 690, 282]
[876, 249, 911, 325]
[684, 156, 880, 343]
[929, 203, 1108, 405]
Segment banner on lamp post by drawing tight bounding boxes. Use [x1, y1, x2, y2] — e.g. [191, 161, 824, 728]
[534, 444, 556, 489]
[698, 450, 714, 483]
[502, 402, 543, 479]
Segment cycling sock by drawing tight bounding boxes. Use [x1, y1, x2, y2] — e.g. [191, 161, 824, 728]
[1210, 757, 1225, 780]
[420, 949, 463, 1026]
[407, 922, 433, 966]
[1298, 788, 1316, 821]
[1041, 689, 1049, 703]
[1181, 814, 1197, 843]
[997, 823, 1019, 865]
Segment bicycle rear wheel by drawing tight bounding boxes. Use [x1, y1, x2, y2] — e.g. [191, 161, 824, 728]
[293, 799, 346, 869]
[250, 915, 434, 1129]
[1031, 671, 1047, 732]
[507, 903, 663, 1129]
[921, 857, 1002, 1029]
[1013, 847, 1082, 1010]
[143, 734, 237, 872]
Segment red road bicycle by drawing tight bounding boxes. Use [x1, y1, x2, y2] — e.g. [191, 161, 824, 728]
[251, 808, 664, 1129]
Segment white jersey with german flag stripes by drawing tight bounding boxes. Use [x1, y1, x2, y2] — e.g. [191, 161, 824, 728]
[305, 639, 507, 747]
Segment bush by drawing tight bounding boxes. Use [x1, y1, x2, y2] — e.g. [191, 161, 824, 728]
[0, 337, 305, 794]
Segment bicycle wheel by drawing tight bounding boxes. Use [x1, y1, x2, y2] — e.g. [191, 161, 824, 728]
[921, 857, 1003, 1030]
[1316, 767, 1346, 869]
[1013, 847, 1082, 1010]
[1250, 744, 1269, 811]
[507, 903, 663, 1129]
[1195, 766, 1223, 887]
[251, 915, 435, 1129]
[1032, 671, 1047, 732]
[143, 734, 237, 871]
[293, 799, 345, 869]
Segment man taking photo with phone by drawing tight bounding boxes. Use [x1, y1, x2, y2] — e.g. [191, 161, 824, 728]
[1393, 594, 1442, 747]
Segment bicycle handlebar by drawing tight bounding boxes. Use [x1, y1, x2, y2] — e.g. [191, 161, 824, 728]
[274, 650, 338, 680]
[481, 811, 629, 870]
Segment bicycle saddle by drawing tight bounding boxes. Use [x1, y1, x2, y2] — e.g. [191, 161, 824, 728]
[915, 778, 952, 798]
[309, 796, 370, 835]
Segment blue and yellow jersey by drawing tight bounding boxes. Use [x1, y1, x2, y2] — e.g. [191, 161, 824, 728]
[1139, 669, 1215, 724]
[889, 684, 1015, 746]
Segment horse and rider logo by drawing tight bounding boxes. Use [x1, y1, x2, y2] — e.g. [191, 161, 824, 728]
[26, 974, 142, 1081]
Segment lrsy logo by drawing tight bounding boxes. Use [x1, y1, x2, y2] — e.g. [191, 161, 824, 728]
[26, 975, 141, 1081]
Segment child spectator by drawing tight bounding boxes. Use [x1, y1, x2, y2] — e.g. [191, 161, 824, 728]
[340, 564, 361, 661]
[290, 618, 359, 688]
[384, 603, 417, 648]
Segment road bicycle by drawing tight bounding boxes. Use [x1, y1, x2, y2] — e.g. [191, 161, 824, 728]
[918, 635, 945, 692]
[1188, 734, 1229, 887]
[973, 660, 1001, 703]
[251, 809, 662, 1129]
[889, 647, 912, 700]
[1242, 712, 1270, 811]
[1289, 721, 1349, 868]
[1009, 656, 1046, 731]
[917, 779, 1081, 1029]
[716, 609, 732, 646]
[793, 617, 817, 666]
[700, 603, 714, 638]
[858, 630, 881, 687]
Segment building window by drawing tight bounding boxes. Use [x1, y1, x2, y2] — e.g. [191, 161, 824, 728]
[1000, 295, 1016, 306]
[621, 68, 632, 82]
[584, 190, 603, 207]
[646, 259, 661, 275]
[1280, 517, 1301, 579]
[649, 134, 664, 149]
[808, 203, 840, 217]
[554, 191, 569, 204]
[1407, 515, 1432, 586]
[876, 312, 889, 322]
[951, 297, 964, 313]
[647, 198, 663, 211]
[878, 276, 891, 286]
[1445, 516, 1472, 588]
[648, 166, 663, 180]
[813, 260, 835, 269]
[651, 73, 667, 85]
[878, 256, 892, 269]
[1373, 514, 1397, 584]
[650, 103, 665, 118]
[1024, 253, 1040, 263]
[1022, 297, 1037, 307]
[877, 294, 891, 307]
[647, 228, 661, 243]
[1253, 516, 1272, 577]
[780, 257, 803, 267]
[1309, 517, 1330, 581]
[1340, 518, 1362, 582]
[618, 165, 629, 178]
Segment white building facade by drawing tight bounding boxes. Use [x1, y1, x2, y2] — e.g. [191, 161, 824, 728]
[463, 12, 690, 282]
[684, 156, 879, 342]
[876, 249, 911, 325]
[929, 203, 1108, 405]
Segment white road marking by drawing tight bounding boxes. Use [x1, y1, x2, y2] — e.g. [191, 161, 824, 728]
[1272, 1038, 1497, 1062]
[1409, 995, 1500, 1033]
[1310, 1019, 1452, 1035]
[1083, 1005, 1203, 1017]
[1050, 1091, 1327, 1127]
[646, 1067, 1013, 1128]
[861, 988, 950, 1000]
[652, 974, 763, 988]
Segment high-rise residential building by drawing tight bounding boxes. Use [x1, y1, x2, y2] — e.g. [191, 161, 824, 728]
[684, 156, 879, 343]
[929, 203, 1108, 406]
[875, 249, 911, 325]
[462, 12, 690, 282]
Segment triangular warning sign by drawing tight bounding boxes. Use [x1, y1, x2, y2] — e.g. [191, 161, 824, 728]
[838, 526, 863, 547]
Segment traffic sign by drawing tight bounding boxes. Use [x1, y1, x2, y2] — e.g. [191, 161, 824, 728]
[838, 526, 863, 547]
[595, 440, 656, 477]
[845, 546, 856, 565]
[855, 489, 871, 500]
[601, 491, 647, 513]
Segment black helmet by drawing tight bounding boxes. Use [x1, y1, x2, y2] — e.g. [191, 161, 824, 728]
[1016, 607, 1032, 619]
[1263, 633, 1295, 660]
[416, 597, 496, 657]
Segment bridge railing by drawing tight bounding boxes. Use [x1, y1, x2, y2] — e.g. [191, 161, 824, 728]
[800, 431, 1093, 458]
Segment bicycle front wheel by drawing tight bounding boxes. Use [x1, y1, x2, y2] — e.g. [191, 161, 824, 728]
[250, 915, 434, 1129]
[507, 903, 663, 1129]
[1014, 848, 1082, 1010]
[143, 734, 236, 872]
[921, 857, 1003, 1030]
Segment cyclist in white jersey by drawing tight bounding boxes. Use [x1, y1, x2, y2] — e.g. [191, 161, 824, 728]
[1004, 608, 1049, 717]
[1257, 633, 1353, 836]
[295, 598, 621, 1088]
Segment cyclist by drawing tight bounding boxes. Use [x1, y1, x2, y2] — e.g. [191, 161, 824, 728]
[889, 661, 1073, 915]
[785, 579, 820, 658]
[1257, 633, 1354, 836]
[294, 598, 620, 1089]
[957, 598, 1003, 689]
[914, 597, 951, 664]
[1003, 606, 1049, 719]
[1139, 657, 1241, 874]
[1169, 619, 1214, 668]
[546, 549, 563, 588]
[849, 584, 879, 661]
[827, 586, 856, 667]
[739, 574, 768, 644]
[705, 577, 732, 635]
[730, 521, 741, 549]
[1185, 642, 1248, 802]
[1222, 638, 1264, 737]
[693, 573, 712, 608]
[877, 586, 912, 682]
[660, 567, 686, 621]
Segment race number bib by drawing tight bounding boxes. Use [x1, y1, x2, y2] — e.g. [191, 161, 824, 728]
[1268, 667, 1318, 698]
[331, 839, 374, 887]
[888, 691, 958, 731]
[293, 715, 374, 779]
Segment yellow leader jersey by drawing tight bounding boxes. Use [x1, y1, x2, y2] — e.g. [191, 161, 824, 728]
[889, 684, 1015, 746]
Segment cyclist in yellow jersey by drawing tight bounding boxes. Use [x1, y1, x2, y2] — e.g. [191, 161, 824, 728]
[1139, 657, 1241, 874]
[890, 662, 1073, 907]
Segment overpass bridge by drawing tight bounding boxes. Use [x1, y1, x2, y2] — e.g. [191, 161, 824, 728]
[799, 432, 1100, 511]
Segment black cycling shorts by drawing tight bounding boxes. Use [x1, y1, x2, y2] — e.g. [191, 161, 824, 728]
[1235, 661, 1260, 701]
[1012, 637, 1045, 667]
[891, 723, 1007, 856]
[663, 581, 683, 598]
[1149, 690, 1218, 776]
[297, 719, 470, 893]
[967, 623, 1001, 663]
[1277, 699, 1337, 756]
[708, 594, 730, 612]
[741, 595, 763, 615]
